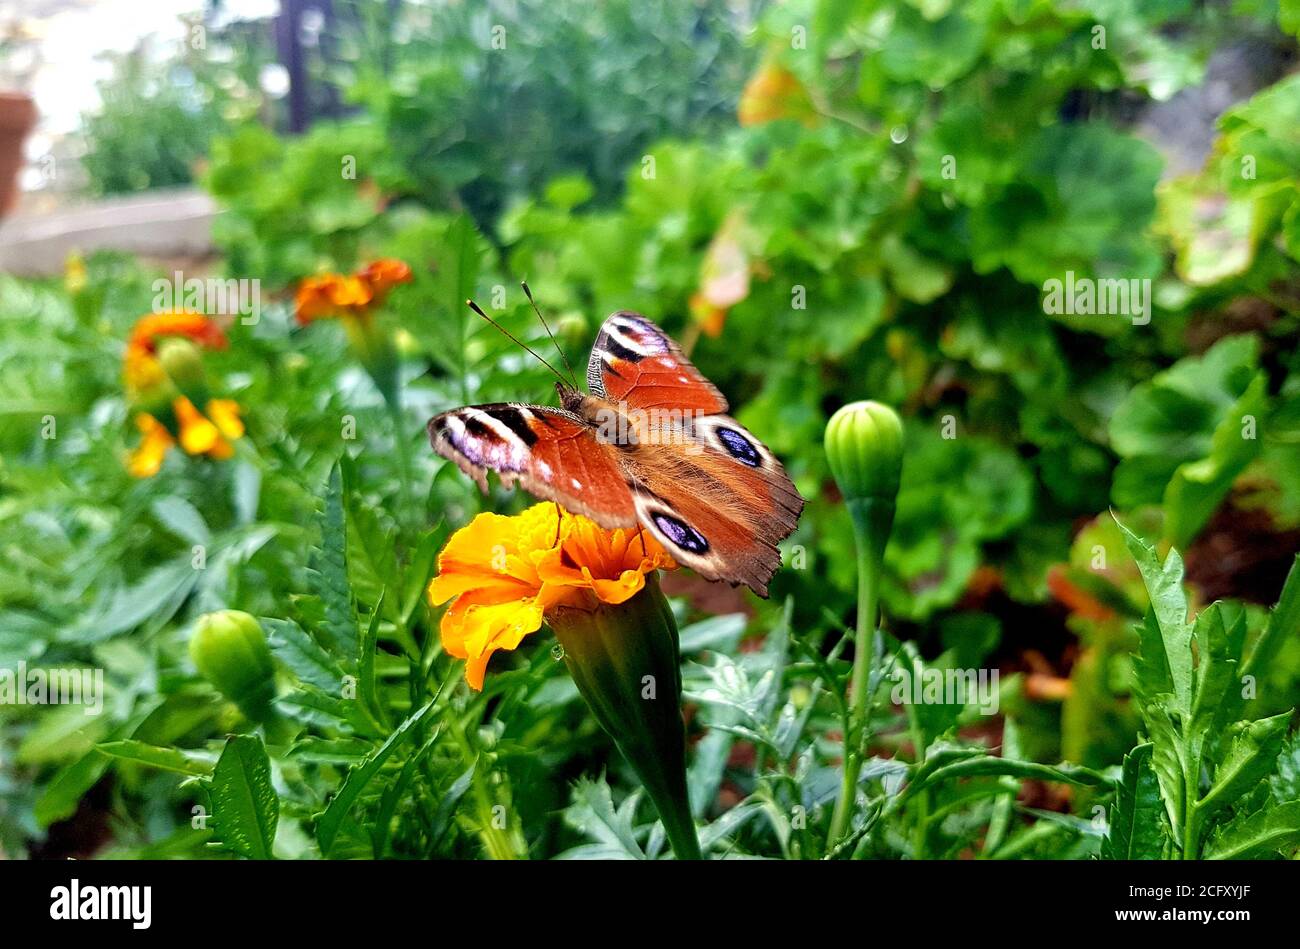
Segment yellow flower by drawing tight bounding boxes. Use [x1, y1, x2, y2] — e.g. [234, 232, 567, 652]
[127, 397, 244, 477]
[427, 502, 676, 690]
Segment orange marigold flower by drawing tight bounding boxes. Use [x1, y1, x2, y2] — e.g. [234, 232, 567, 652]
[427, 502, 676, 690]
[124, 312, 227, 399]
[294, 259, 411, 325]
[294, 274, 373, 324]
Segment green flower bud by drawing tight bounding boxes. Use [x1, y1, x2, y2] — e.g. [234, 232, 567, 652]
[190, 610, 277, 723]
[157, 337, 206, 386]
[156, 337, 210, 405]
[824, 402, 904, 845]
[549, 573, 701, 860]
[824, 400, 904, 505]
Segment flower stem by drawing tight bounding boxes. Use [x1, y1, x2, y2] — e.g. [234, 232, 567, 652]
[827, 497, 888, 849]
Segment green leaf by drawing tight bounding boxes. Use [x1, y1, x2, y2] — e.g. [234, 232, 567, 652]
[911, 754, 1113, 794]
[264, 617, 344, 693]
[1164, 372, 1268, 547]
[1142, 697, 1188, 836]
[878, 5, 985, 89]
[1116, 518, 1193, 714]
[1189, 601, 1246, 738]
[150, 496, 211, 547]
[1269, 732, 1300, 803]
[209, 735, 279, 860]
[96, 740, 214, 777]
[1242, 555, 1300, 696]
[1205, 801, 1300, 860]
[34, 751, 112, 828]
[1102, 743, 1167, 859]
[315, 698, 439, 856]
[357, 593, 390, 731]
[1197, 712, 1291, 823]
[560, 775, 646, 860]
[308, 462, 357, 658]
[371, 731, 449, 858]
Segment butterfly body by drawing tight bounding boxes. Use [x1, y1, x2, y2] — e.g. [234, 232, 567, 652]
[429, 312, 802, 596]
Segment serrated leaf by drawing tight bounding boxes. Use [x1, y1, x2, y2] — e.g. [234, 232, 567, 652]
[1116, 518, 1193, 715]
[1101, 743, 1166, 859]
[209, 735, 278, 860]
[911, 755, 1113, 794]
[264, 617, 344, 693]
[357, 592, 390, 730]
[310, 462, 357, 657]
[1142, 697, 1188, 835]
[562, 775, 646, 860]
[372, 731, 450, 858]
[1190, 601, 1244, 738]
[1205, 801, 1300, 859]
[1198, 712, 1291, 823]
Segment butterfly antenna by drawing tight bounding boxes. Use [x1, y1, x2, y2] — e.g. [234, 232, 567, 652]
[465, 299, 568, 383]
[521, 280, 578, 387]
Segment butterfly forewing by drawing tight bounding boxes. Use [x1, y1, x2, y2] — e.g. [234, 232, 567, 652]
[427, 403, 637, 527]
[587, 311, 728, 413]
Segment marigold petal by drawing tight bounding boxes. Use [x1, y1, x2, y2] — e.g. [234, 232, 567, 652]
[128, 415, 173, 477]
[360, 258, 412, 297]
[439, 592, 545, 691]
[429, 506, 558, 603]
[295, 276, 339, 323]
[206, 399, 245, 440]
[129, 312, 226, 353]
[330, 275, 373, 308]
[174, 397, 220, 455]
[585, 567, 648, 605]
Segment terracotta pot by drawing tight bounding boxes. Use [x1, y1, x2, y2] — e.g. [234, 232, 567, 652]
[0, 92, 37, 219]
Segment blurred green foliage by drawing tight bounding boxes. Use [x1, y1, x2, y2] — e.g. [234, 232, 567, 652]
[79, 19, 276, 197]
[3, 0, 1300, 860]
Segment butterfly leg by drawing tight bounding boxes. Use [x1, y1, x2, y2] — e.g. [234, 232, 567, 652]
[635, 521, 647, 559]
[553, 501, 562, 546]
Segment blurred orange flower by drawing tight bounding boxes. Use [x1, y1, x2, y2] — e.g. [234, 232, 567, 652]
[427, 502, 676, 690]
[122, 312, 243, 477]
[294, 259, 412, 324]
[124, 311, 228, 396]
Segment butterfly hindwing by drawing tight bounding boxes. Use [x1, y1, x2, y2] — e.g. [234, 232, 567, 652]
[428, 403, 637, 527]
[617, 415, 802, 597]
[587, 311, 729, 413]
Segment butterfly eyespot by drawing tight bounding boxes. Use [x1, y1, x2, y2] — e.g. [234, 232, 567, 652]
[715, 426, 762, 468]
[651, 512, 709, 555]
